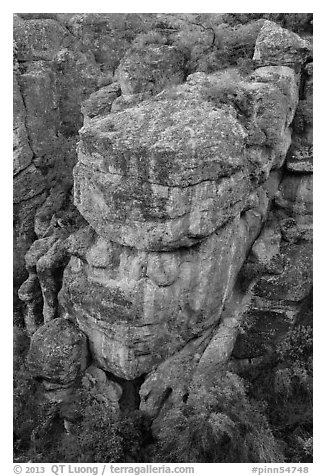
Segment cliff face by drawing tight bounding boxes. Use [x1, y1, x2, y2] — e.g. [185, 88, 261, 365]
[13, 13, 149, 307]
[14, 16, 312, 431]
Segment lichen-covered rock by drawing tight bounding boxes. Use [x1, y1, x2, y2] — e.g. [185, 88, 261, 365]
[247, 66, 299, 166]
[75, 70, 297, 251]
[52, 48, 102, 136]
[13, 74, 33, 175]
[59, 202, 267, 380]
[58, 64, 301, 380]
[14, 16, 313, 434]
[14, 18, 71, 61]
[292, 99, 313, 145]
[13, 15, 105, 296]
[253, 20, 312, 66]
[232, 239, 312, 361]
[17, 63, 61, 157]
[115, 44, 185, 96]
[81, 83, 121, 122]
[65, 13, 148, 74]
[138, 279, 257, 430]
[111, 92, 152, 113]
[27, 318, 88, 384]
[139, 331, 210, 422]
[19, 223, 93, 330]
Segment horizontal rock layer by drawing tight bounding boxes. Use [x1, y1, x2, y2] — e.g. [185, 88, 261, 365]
[75, 67, 298, 251]
[60, 202, 267, 379]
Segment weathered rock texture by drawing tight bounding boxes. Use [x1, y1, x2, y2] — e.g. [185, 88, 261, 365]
[13, 13, 151, 308]
[253, 20, 312, 66]
[115, 44, 185, 95]
[14, 17, 312, 426]
[27, 318, 88, 402]
[74, 67, 298, 252]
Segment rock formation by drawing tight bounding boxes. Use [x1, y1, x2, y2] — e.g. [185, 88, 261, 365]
[14, 16, 312, 434]
[13, 13, 150, 306]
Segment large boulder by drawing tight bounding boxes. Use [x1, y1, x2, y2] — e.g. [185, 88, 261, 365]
[13, 17, 71, 62]
[253, 20, 312, 67]
[59, 200, 268, 380]
[75, 69, 298, 251]
[27, 318, 88, 385]
[59, 66, 301, 380]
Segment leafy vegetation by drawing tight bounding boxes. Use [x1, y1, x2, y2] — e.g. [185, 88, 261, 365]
[153, 372, 283, 463]
[222, 13, 312, 34]
[203, 70, 245, 104]
[240, 324, 313, 463]
[14, 320, 312, 463]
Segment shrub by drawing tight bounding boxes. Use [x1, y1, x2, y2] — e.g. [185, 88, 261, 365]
[241, 323, 313, 463]
[203, 70, 250, 115]
[75, 397, 123, 463]
[221, 13, 312, 34]
[236, 57, 256, 76]
[13, 359, 60, 462]
[153, 371, 283, 463]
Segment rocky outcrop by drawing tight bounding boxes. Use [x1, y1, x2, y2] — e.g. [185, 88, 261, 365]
[59, 55, 302, 392]
[115, 44, 185, 95]
[60, 204, 267, 379]
[253, 20, 312, 66]
[14, 17, 312, 432]
[19, 224, 93, 334]
[232, 57, 313, 364]
[13, 14, 148, 307]
[74, 68, 298, 252]
[27, 318, 88, 402]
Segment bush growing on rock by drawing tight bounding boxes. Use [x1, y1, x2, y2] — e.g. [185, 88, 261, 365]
[222, 13, 312, 34]
[239, 323, 313, 463]
[203, 70, 250, 113]
[71, 395, 124, 463]
[14, 358, 60, 461]
[153, 371, 283, 463]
